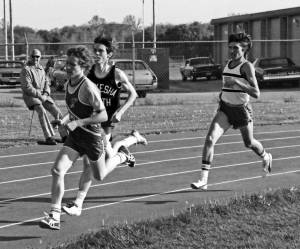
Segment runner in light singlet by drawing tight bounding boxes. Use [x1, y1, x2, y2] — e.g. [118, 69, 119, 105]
[190, 32, 272, 190]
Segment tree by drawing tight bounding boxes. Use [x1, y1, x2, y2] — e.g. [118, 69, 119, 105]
[88, 15, 106, 26]
[122, 15, 141, 31]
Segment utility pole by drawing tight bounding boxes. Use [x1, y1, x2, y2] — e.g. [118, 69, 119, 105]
[9, 0, 14, 60]
[142, 0, 145, 48]
[152, 0, 156, 49]
[3, 0, 8, 60]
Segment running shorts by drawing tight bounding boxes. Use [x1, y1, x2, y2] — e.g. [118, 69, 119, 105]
[219, 100, 253, 129]
[64, 128, 104, 161]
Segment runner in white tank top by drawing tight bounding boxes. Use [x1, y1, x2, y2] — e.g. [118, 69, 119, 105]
[190, 32, 273, 191]
[221, 56, 250, 105]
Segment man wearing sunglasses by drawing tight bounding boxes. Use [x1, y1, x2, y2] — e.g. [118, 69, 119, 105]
[20, 49, 64, 145]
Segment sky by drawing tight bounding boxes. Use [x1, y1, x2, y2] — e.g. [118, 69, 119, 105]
[1, 0, 300, 30]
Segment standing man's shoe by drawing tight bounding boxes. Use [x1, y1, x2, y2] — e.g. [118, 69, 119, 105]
[37, 137, 57, 145]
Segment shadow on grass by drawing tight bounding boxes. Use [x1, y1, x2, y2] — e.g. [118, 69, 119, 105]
[166, 189, 232, 194]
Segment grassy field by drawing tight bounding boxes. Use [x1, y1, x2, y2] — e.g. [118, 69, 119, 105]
[0, 87, 299, 149]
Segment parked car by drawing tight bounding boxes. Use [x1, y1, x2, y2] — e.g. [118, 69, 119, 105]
[180, 57, 222, 81]
[47, 57, 68, 91]
[253, 57, 300, 87]
[111, 59, 158, 98]
[0, 60, 24, 85]
[48, 58, 158, 97]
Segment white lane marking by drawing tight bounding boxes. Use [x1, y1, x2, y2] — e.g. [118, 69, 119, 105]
[140, 136, 300, 154]
[0, 143, 299, 185]
[149, 129, 300, 143]
[0, 129, 299, 159]
[1, 135, 300, 171]
[1, 153, 300, 204]
[0, 166, 300, 229]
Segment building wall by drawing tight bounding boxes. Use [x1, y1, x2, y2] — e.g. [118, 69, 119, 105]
[268, 18, 281, 57]
[251, 20, 262, 59]
[220, 24, 228, 64]
[290, 15, 300, 65]
[212, 7, 300, 66]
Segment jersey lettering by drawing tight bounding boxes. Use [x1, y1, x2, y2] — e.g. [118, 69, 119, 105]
[99, 84, 117, 97]
[102, 97, 112, 107]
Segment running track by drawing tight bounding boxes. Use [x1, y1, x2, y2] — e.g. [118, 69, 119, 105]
[0, 124, 299, 249]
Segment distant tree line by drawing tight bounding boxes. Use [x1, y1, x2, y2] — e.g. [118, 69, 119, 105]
[0, 15, 214, 58]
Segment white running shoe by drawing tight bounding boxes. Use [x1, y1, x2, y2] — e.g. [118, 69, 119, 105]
[262, 152, 272, 176]
[62, 202, 82, 216]
[118, 145, 136, 167]
[131, 130, 148, 145]
[40, 212, 60, 230]
[191, 180, 208, 190]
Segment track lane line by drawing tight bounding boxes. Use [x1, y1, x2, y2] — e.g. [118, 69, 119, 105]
[1, 135, 300, 171]
[0, 165, 299, 230]
[0, 129, 300, 159]
[0, 154, 299, 204]
[0, 144, 300, 185]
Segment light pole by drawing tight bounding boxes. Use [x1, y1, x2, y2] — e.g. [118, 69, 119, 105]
[152, 0, 156, 49]
[142, 0, 145, 48]
[9, 0, 14, 60]
[3, 0, 8, 60]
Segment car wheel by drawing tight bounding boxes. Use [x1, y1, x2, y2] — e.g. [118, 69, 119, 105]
[192, 76, 197, 81]
[182, 75, 187, 81]
[206, 76, 211, 80]
[291, 80, 299, 87]
[258, 81, 264, 89]
[137, 91, 147, 98]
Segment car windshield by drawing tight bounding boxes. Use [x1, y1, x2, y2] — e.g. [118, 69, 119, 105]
[115, 61, 147, 70]
[0, 62, 23, 68]
[190, 58, 212, 65]
[259, 58, 293, 68]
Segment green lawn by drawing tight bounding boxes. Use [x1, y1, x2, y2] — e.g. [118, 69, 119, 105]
[0, 89, 299, 149]
[54, 187, 300, 249]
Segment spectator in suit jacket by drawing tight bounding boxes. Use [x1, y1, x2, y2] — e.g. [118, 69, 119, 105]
[20, 49, 63, 145]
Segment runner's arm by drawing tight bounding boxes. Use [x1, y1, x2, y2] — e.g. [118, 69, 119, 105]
[233, 62, 260, 98]
[112, 68, 137, 122]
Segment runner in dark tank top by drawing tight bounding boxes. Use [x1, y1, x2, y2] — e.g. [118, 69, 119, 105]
[61, 37, 148, 219]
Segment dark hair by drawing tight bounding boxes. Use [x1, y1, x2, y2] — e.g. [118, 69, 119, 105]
[66, 46, 94, 71]
[228, 32, 252, 58]
[228, 32, 252, 49]
[93, 36, 113, 53]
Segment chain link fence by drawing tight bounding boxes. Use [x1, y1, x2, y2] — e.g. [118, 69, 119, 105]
[1, 39, 300, 88]
[0, 39, 300, 146]
[1, 39, 300, 84]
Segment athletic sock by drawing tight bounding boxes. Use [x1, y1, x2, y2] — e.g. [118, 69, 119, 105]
[74, 191, 87, 208]
[102, 133, 111, 148]
[50, 204, 61, 221]
[116, 152, 127, 164]
[201, 161, 211, 182]
[259, 149, 266, 158]
[105, 134, 112, 144]
[121, 135, 137, 148]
